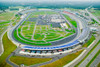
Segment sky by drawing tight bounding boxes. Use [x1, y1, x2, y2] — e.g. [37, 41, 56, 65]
[0, 0, 100, 2]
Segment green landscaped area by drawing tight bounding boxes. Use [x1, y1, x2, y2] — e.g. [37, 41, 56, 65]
[97, 63, 100, 67]
[10, 56, 52, 66]
[82, 35, 95, 47]
[40, 50, 83, 67]
[13, 11, 75, 46]
[63, 14, 77, 28]
[0, 32, 17, 67]
[86, 50, 100, 67]
[91, 19, 98, 24]
[75, 40, 100, 67]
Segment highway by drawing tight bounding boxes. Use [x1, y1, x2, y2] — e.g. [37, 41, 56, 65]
[90, 54, 100, 67]
[64, 36, 100, 67]
[85, 8, 100, 24]
[79, 43, 100, 67]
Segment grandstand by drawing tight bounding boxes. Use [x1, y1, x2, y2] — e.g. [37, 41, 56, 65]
[19, 27, 90, 56]
[78, 27, 90, 43]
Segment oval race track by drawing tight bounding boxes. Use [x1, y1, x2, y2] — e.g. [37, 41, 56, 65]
[8, 10, 90, 55]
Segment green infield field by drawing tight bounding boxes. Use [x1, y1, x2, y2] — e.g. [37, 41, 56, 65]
[13, 11, 75, 46]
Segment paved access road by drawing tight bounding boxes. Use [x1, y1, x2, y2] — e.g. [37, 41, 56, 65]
[0, 28, 7, 56]
[90, 54, 100, 67]
[79, 43, 100, 67]
[6, 52, 18, 67]
[0, 35, 3, 56]
[30, 57, 58, 67]
[6, 47, 21, 67]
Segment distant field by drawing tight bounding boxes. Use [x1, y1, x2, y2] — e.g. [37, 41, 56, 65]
[90, 9, 100, 21]
[0, 11, 20, 35]
[0, 11, 17, 35]
[13, 11, 74, 46]
[91, 10, 100, 16]
[0, 12, 14, 21]
[64, 8, 81, 12]
[12, 15, 21, 26]
[32, 11, 58, 15]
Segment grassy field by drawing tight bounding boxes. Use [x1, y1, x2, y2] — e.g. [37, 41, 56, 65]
[10, 56, 52, 66]
[40, 50, 83, 67]
[32, 11, 58, 15]
[75, 40, 100, 67]
[64, 8, 81, 12]
[0, 12, 14, 21]
[63, 14, 77, 28]
[0, 32, 17, 67]
[82, 35, 95, 47]
[0, 21, 10, 25]
[86, 50, 100, 67]
[0, 11, 18, 35]
[13, 30, 51, 46]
